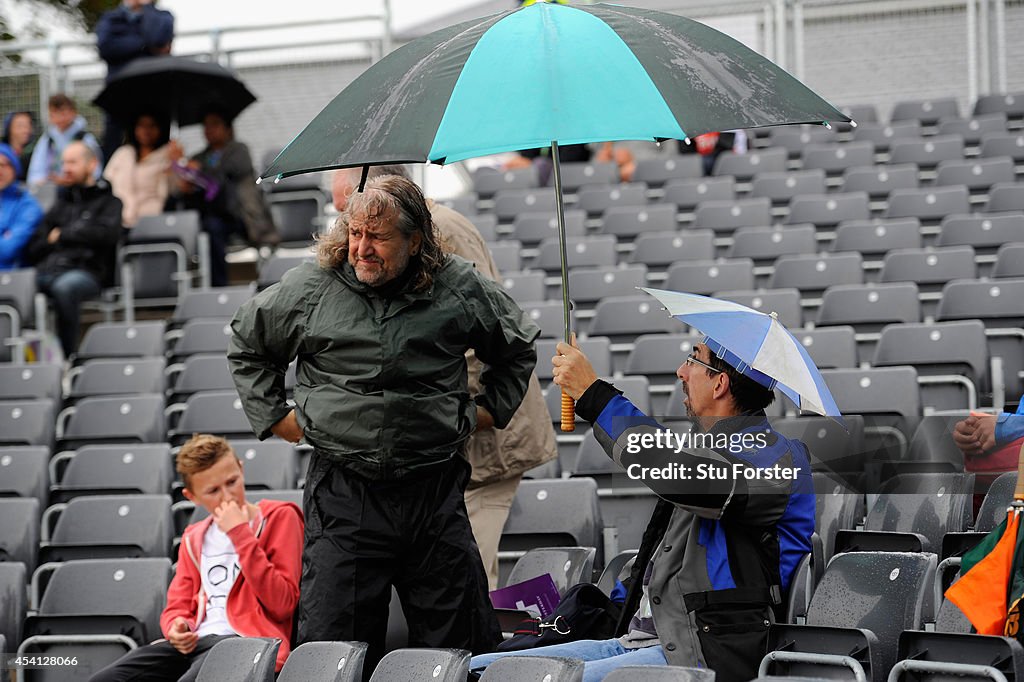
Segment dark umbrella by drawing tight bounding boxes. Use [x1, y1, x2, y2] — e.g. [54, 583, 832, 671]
[260, 1, 851, 428]
[93, 55, 256, 128]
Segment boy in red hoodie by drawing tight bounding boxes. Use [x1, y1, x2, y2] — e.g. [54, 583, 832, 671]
[89, 434, 303, 681]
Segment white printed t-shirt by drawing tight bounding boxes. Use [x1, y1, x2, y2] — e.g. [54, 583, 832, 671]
[196, 523, 240, 637]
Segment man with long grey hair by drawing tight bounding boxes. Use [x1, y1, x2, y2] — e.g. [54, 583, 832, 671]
[228, 173, 539, 672]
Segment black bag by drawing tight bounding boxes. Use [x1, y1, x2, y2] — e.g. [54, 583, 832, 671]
[494, 582, 622, 652]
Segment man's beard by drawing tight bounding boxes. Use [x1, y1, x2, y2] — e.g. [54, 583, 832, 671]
[350, 247, 411, 287]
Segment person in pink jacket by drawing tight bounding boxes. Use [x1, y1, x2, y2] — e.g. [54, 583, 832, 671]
[89, 434, 303, 681]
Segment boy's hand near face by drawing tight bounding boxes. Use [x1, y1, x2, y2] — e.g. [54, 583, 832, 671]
[212, 499, 249, 533]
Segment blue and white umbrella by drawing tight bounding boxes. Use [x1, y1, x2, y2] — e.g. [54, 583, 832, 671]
[642, 287, 842, 421]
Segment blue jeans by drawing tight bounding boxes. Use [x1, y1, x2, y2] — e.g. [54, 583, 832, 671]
[37, 269, 101, 355]
[470, 639, 668, 682]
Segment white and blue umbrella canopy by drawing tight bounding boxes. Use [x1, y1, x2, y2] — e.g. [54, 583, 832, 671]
[641, 287, 842, 421]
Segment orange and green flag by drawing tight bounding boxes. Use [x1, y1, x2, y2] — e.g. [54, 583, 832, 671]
[946, 511, 1023, 635]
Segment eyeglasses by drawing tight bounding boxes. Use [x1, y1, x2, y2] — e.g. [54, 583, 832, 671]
[684, 354, 723, 374]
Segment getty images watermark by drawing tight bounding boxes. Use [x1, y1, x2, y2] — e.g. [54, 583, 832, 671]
[622, 429, 801, 481]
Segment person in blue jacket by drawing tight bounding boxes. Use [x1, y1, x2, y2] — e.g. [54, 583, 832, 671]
[0, 143, 43, 270]
[471, 334, 815, 682]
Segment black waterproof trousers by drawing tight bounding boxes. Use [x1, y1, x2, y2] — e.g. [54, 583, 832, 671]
[297, 452, 501, 675]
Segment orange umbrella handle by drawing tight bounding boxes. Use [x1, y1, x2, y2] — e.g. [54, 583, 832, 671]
[561, 389, 575, 432]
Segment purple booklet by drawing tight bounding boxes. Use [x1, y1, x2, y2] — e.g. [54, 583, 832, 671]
[489, 573, 561, 619]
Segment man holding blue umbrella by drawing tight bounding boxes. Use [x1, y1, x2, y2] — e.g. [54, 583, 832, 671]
[471, 309, 818, 681]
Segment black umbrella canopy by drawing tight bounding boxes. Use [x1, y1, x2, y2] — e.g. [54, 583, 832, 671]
[93, 55, 257, 128]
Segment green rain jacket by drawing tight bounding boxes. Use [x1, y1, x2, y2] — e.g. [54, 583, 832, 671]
[227, 256, 540, 480]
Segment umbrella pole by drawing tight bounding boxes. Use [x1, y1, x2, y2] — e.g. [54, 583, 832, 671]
[551, 141, 575, 432]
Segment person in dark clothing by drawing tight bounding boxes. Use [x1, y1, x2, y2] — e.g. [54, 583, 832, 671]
[95, 0, 175, 160]
[471, 335, 815, 682]
[228, 175, 538, 676]
[2, 111, 37, 182]
[171, 111, 276, 286]
[24, 141, 123, 355]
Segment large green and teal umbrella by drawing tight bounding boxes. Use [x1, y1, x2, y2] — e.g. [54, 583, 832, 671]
[260, 1, 850, 428]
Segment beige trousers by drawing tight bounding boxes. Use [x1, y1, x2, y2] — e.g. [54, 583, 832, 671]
[465, 475, 522, 591]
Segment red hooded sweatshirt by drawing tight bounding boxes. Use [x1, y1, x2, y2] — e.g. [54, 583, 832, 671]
[159, 498, 303, 671]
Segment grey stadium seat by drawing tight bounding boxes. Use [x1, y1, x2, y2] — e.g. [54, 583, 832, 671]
[489, 241, 522, 273]
[168, 390, 256, 445]
[938, 112, 1009, 144]
[662, 176, 735, 211]
[974, 92, 1024, 118]
[511, 209, 585, 245]
[20, 557, 173, 682]
[838, 102, 879, 127]
[893, 623, 1024, 682]
[473, 166, 537, 198]
[768, 252, 863, 294]
[816, 282, 921, 332]
[568, 265, 647, 304]
[168, 353, 236, 401]
[0, 562, 26, 655]
[494, 188, 557, 221]
[802, 140, 876, 175]
[439, 194, 477, 218]
[874, 320, 989, 409]
[712, 147, 787, 180]
[880, 246, 976, 287]
[793, 326, 858, 369]
[769, 126, 838, 159]
[937, 277, 1024, 328]
[0, 399, 56, 448]
[478, 655, 584, 682]
[994, 243, 1024, 278]
[50, 443, 174, 503]
[624, 333, 702, 386]
[523, 301, 571, 340]
[0, 363, 62, 402]
[886, 186, 971, 222]
[576, 183, 648, 216]
[976, 471, 1018, 533]
[853, 120, 922, 151]
[693, 197, 772, 233]
[979, 131, 1024, 162]
[834, 472, 973, 553]
[760, 551, 936, 682]
[537, 236, 617, 272]
[122, 210, 203, 300]
[278, 641, 368, 682]
[832, 218, 922, 256]
[196, 637, 279, 682]
[888, 135, 965, 169]
[589, 295, 679, 342]
[470, 214, 498, 242]
[0, 497, 40, 571]
[506, 547, 595, 595]
[0, 445, 49, 499]
[665, 259, 755, 295]
[602, 203, 677, 239]
[892, 97, 960, 125]
[841, 163, 918, 198]
[632, 154, 703, 186]
[604, 666, 714, 682]
[985, 182, 1024, 212]
[557, 161, 618, 192]
[75, 320, 166, 361]
[56, 394, 166, 449]
[727, 224, 817, 263]
[786, 192, 870, 228]
[500, 478, 603, 574]
[630, 230, 715, 267]
[820, 366, 921, 451]
[65, 357, 166, 401]
[171, 286, 254, 327]
[935, 156, 1014, 190]
[370, 648, 470, 682]
[903, 413, 974, 474]
[499, 271, 545, 304]
[167, 318, 235, 360]
[751, 169, 827, 204]
[229, 439, 299, 491]
[257, 253, 311, 290]
[715, 289, 802, 330]
[40, 494, 174, 562]
[937, 212, 1024, 251]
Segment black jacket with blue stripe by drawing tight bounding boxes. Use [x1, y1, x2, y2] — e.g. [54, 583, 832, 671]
[577, 379, 815, 682]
